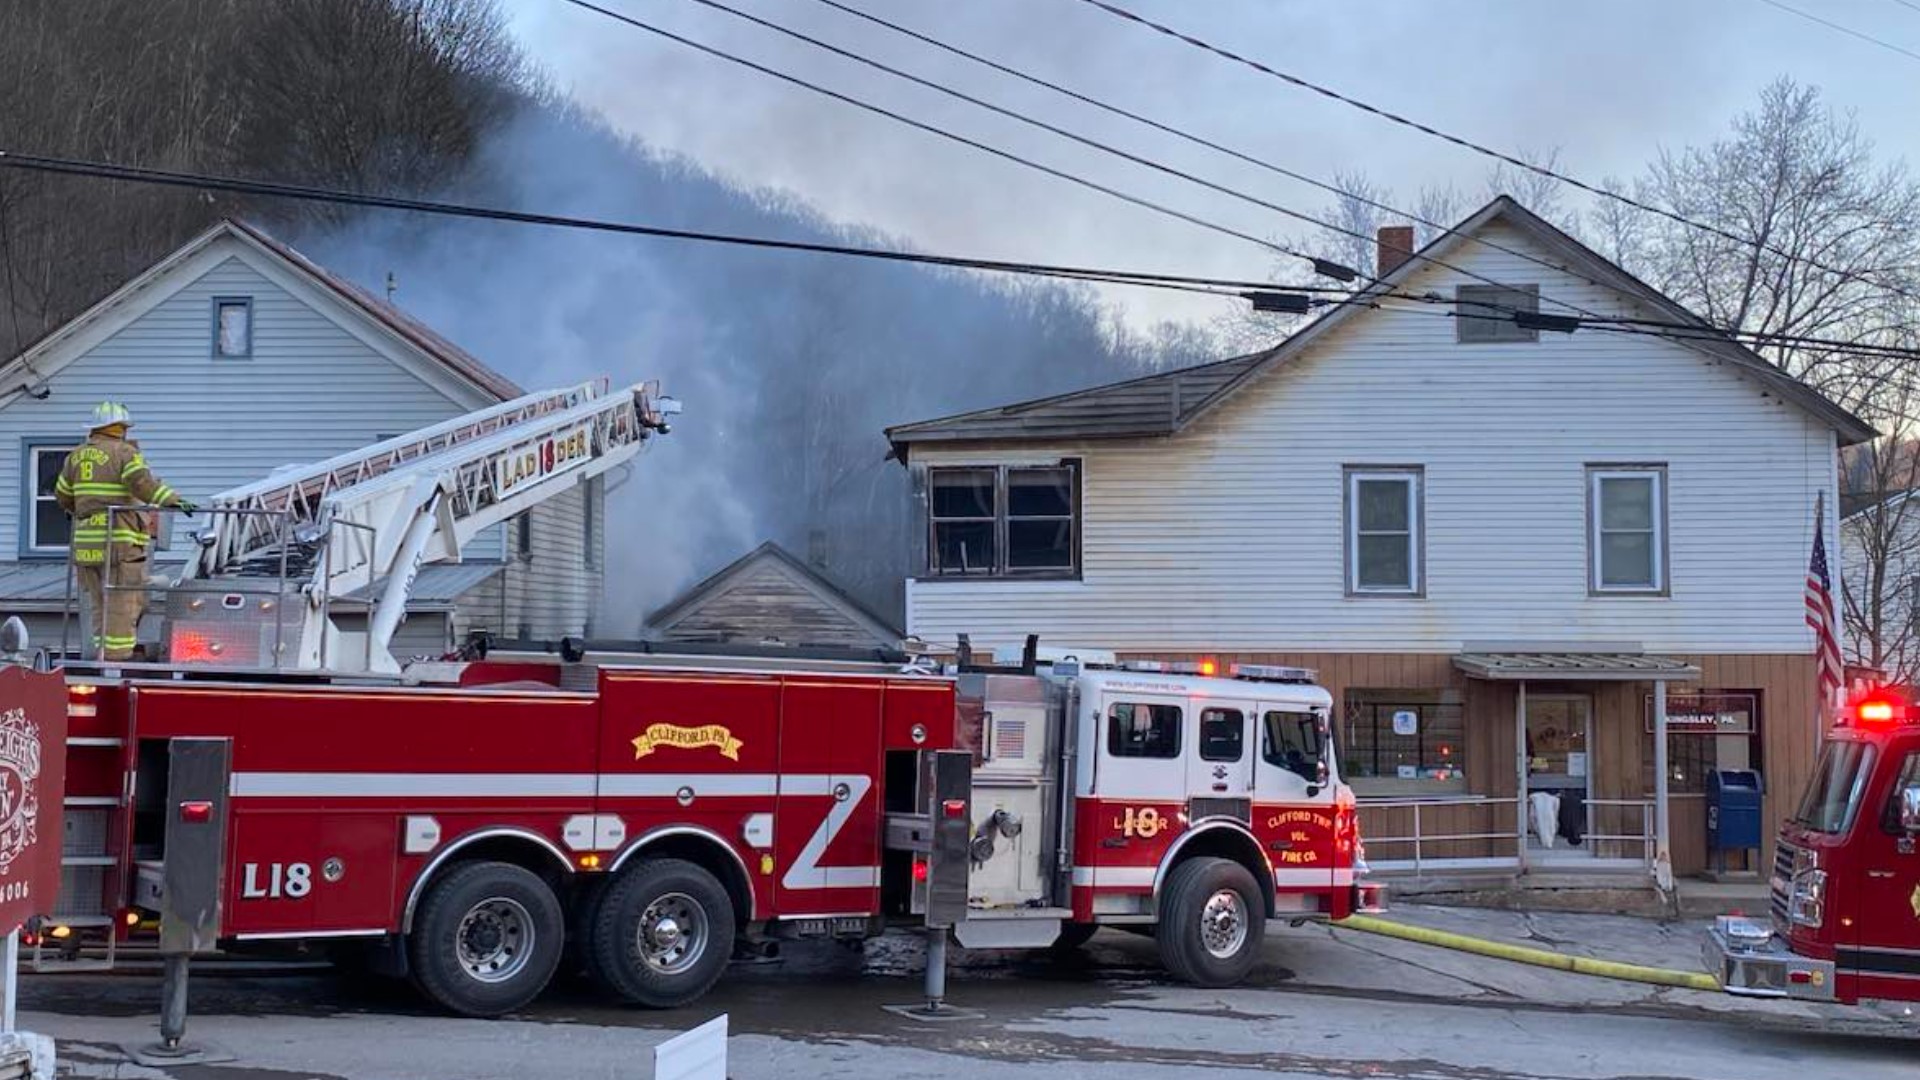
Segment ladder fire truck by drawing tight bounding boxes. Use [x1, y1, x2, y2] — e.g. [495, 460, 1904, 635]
[48, 376, 1380, 1021]
[1705, 686, 1920, 1007]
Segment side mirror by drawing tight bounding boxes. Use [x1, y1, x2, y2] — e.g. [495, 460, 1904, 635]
[1900, 785, 1920, 834]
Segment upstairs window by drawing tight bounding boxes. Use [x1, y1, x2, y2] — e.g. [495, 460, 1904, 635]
[1589, 466, 1666, 593]
[1456, 284, 1539, 344]
[927, 462, 1079, 577]
[23, 441, 75, 554]
[213, 297, 253, 358]
[1345, 467, 1422, 596]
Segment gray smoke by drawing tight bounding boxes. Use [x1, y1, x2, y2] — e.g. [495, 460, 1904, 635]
[302, 102, 1210, 631]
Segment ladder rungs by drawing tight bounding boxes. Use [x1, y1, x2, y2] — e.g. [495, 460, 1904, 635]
[60, 856, 115, 867]
[63, 796, 123, 808]
[67, 737, 124, 748]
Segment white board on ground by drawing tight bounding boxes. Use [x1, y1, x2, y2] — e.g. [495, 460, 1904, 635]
[653, 1014, 727, 1080]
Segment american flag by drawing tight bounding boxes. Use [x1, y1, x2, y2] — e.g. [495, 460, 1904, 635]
[1806, 507, 1844, 696]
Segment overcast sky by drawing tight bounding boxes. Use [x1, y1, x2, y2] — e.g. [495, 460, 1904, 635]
[502, 0, 1920, 329]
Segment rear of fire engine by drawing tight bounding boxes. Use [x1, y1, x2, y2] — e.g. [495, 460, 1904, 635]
[1705, 687, 1920, 1005]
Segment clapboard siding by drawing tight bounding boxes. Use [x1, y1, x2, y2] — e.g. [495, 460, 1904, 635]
[452, 483, 596, 640]
[908, 223, 1841, 655]
[0, 252, 475, 555]
[0, 232, 600, 637]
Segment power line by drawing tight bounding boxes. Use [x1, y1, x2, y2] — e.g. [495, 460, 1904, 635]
[1070, 0, 1920, 304]
[0, 150, 1328, 299]
[1889, 0, 1920, 16]
[796, 0, 1636, 318]
[579, 0, 1629, 327]
[551, 0, 1359, 284]
[9, 149, 1915, 363]
[1755, 0, 1920, 64]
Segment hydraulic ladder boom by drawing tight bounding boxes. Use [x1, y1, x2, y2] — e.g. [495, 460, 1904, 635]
[179, 378, 676, 672]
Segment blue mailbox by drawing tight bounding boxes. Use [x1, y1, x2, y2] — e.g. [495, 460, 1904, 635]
[1706, 769, 1764, 852]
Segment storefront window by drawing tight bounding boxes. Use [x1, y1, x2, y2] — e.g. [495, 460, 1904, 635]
[1342, 689, 1466, 794]
[1640, 691, 1760, 795]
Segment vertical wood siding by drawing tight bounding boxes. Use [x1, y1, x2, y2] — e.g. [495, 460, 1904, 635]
[908, 222, 1841, 656]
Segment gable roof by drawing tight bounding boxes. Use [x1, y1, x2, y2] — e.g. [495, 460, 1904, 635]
[887, 196, 1875, 458]
[646, 541, 900, 648]
[0, 219, 522, 405]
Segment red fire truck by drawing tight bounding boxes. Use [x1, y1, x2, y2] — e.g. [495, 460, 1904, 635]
[47, 377, 1380, 1020]
[1705, 687, 1920, 1006]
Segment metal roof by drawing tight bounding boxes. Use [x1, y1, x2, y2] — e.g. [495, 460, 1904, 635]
[1453, 652, 1702, 682]
[343, 563, 505, 609]
[0, 561, 499, 612]
[885, 196, 1873, 456]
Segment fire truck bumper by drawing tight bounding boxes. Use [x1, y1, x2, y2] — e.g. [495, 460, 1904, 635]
[1703, 917, 1834, 1001]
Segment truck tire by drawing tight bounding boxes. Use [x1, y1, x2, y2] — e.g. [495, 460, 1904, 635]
[407, 861, 564, 1017]
[589, 858, 735, 1008]
[1155, 857, 1265, 987]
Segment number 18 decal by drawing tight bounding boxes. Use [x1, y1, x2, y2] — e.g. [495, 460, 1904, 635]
[242, 862, 311, 899]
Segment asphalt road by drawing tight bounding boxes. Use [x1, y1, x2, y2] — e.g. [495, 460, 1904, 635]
[36, 930, 1920, 1079]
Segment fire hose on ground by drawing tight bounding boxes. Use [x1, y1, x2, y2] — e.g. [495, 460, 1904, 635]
[1337, 914, 1720, 992]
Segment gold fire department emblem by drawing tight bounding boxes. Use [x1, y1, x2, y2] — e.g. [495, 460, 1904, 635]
[631, 723, 743, 761]
[1910, 883, 1920, 920]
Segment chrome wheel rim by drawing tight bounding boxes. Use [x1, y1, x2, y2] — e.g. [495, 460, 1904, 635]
[1199, 888, 1248, 959]
[457, 897, 534, 984]
[638, 891, 708, 975]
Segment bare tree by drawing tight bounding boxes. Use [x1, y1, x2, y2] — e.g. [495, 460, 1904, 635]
[1611, 77, 1920, 414]
[1841, 387, 1920, 684]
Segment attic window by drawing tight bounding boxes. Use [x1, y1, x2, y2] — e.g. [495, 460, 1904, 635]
[1455, 285, 1539, 344]
[214, 297, 253, 358]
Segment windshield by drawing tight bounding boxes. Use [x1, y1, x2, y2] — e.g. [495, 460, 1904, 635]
[1794, 740, 1876, 834]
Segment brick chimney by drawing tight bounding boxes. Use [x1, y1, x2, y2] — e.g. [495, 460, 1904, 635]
[1376, 224, 1416, 279]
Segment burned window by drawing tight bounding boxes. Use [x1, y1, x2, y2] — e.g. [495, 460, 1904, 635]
[1108, 702, 1181, 759]
[926, 462, 1078, 577]
[1199, 707, 1245, 762]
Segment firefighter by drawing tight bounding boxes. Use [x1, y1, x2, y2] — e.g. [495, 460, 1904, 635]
[53, 403, 195, 661]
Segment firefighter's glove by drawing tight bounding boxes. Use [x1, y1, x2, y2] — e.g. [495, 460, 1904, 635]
[174, 498, 198, 516]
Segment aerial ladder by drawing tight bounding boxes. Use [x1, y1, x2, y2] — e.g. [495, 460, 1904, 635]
[165, 377, 677, 674]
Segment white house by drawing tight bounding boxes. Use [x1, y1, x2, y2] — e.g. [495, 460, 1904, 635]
[885, 197, 1873, 879]
[0, 219, 604, 656]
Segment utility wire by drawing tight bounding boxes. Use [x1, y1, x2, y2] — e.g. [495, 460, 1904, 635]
[553, 0, 1356, 283]
[0, 150, 1323, 298]
[647, 0, 1528, 299]
[8, 149, 1914, 363]
[1071, 0, 1920, 304]
[798, 0, 1635, 315]
[639, 0, 1897, 359]
[1755, 0, 1920, 64]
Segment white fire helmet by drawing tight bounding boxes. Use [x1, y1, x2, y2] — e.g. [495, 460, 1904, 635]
[89, 401, 133, 432]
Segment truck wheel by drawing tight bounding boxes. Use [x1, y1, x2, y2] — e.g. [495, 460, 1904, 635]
[1155, 857, 1265, 987]
[407, 861, 564, 1017]
[590, 858, 735, 1008]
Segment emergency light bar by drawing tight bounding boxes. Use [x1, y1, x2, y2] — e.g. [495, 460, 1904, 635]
[1231, 663, 1318, 684]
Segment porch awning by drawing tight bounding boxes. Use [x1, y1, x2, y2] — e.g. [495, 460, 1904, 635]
[1453, 652, 1701, 682]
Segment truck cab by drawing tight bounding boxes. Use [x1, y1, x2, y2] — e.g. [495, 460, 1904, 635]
[1707, 688, 1920, 1004]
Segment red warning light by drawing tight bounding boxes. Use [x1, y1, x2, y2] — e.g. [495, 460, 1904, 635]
[912, 858, 930, 883]
[1197, 658, 1218, 677]
[178, 800, 213, 824]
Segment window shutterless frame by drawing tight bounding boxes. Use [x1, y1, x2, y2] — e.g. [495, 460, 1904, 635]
[1586, 465, 1668, 595]
[211, 296, 253, 359]
[1343, 466, 1423, 597]
[19, 437, 76, 556]
[924, 459, 1080, 579]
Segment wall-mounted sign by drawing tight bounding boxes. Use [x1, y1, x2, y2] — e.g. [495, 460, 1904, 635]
[1645, 692, 1757, 735]
[1391, 710, 1419, 736]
